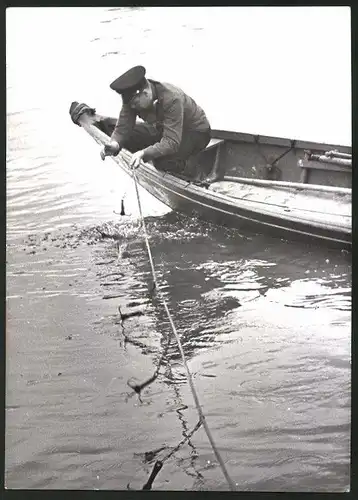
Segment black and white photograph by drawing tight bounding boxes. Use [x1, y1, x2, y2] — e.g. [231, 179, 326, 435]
[6, 6, 351, 492]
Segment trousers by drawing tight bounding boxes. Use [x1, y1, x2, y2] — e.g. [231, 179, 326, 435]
[120, 123, 211, 175]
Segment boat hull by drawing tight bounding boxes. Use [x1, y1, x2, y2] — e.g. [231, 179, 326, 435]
[128, 165, 351, 249]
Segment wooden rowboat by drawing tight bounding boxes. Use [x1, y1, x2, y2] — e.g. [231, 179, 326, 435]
[69, 102, 351, 250]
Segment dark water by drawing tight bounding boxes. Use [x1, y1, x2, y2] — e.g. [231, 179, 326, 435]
[6, 6, 351, 492]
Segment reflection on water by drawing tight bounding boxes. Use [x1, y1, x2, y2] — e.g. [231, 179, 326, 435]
[87, 214, 350, 362]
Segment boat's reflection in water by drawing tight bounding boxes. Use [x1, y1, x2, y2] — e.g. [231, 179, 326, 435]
[101, 210, 351, 364]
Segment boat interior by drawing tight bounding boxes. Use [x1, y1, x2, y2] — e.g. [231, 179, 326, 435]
[195, 132, 352, 189]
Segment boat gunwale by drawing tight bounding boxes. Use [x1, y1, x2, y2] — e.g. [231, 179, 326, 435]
[210, 128, 352, 153]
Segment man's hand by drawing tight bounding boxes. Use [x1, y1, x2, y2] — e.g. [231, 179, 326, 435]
[100, 140, 120, 160]
[130, 150, 145, 169]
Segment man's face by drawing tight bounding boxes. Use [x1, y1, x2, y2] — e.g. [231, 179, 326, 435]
[129, 83, 153, 111]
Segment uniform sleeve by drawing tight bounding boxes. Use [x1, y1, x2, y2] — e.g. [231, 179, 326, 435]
[142, 98, 184, 161]
[110, 104, 137, 145]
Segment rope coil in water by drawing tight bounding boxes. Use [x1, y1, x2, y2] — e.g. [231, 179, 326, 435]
[131, 168, 237, 492]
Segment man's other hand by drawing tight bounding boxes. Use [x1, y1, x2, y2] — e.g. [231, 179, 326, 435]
[100, 140, 120, 160]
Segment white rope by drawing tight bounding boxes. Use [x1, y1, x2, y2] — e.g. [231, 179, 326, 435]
[132, 168, 237, 491]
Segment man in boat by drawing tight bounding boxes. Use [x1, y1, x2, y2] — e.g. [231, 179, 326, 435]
[100, 65, 212, 179]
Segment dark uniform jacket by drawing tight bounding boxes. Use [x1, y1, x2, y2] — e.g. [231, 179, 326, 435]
[110, 79, 211, 162]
